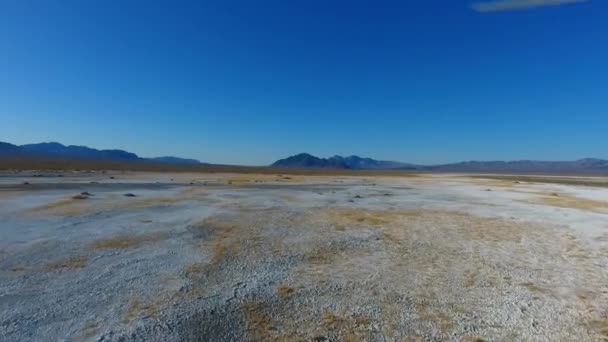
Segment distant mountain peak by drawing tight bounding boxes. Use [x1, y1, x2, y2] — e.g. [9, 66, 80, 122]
[0, 141, 204, 165]
[271, 153, 412, 170]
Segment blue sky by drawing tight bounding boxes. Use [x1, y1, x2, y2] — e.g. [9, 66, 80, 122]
[1, 0, 606, 165]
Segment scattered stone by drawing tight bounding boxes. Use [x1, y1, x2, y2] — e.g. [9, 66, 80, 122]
[551, 193, 559, 197]
[72, 194, 88, 200]
[124, 193, 137, 197]
[109, 176, 115, 179]
[80, 192, 93, 196]
[22, 182, 30, 185]
[354, 195, 363, 199]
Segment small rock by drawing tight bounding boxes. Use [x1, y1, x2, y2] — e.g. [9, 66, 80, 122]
[354, 195, 363, 199]
[72, 194, 88, 200]
[124, 193, 136, 197]
[81, 192, 93, 196]
[22, 182, 30, 185]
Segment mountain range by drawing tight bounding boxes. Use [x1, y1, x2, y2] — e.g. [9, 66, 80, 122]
[2, 142, 607, 174]
[271, 153, 608, 174]
[0, 142, 202, 165]
[271, 153, 414, 170]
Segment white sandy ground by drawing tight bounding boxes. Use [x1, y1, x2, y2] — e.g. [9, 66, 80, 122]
[0, 171, 608, 341]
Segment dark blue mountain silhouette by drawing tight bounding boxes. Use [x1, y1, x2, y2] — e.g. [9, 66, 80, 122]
[1, 141, 201, 165]
[272, 153, 608, 174]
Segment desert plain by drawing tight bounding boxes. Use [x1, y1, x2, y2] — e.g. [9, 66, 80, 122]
[1, 170, 608, 341]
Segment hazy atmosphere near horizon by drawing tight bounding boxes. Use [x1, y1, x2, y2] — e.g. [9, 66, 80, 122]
[1, 0, 606, 165]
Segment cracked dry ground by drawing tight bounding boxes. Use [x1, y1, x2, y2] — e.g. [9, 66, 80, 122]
[170, 207, 608, 341]
[2, 175, 608, 341]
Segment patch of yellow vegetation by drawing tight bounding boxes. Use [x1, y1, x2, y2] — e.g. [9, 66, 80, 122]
[26, 195, 184, 217]
[90, 232, 166, 249]
[27, 197, 91, 216]
[317, 208, 525, 244]
[179, 186, 209, 196]
[589, 319, 608, 339]
[242, 301, 276, 339]
[276, 285, 295, 299]
[122, 299, 160, 324]
[534, 193, 608, 213]
[115, 197, 180, 209]
[321, 208, 422, 231]
[73, 320, 101, 341]
[225, 174, 306, 185]
[191, 217, 236, 235]
[461, 337, 487, 342]
[191, 217, 239, 263]
[46, 255, 87, 270]
[519, 282, 554, 295]
[418, 309, 455, 334]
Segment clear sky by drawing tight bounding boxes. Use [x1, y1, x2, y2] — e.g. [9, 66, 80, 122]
[1, 0, 606, 165]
